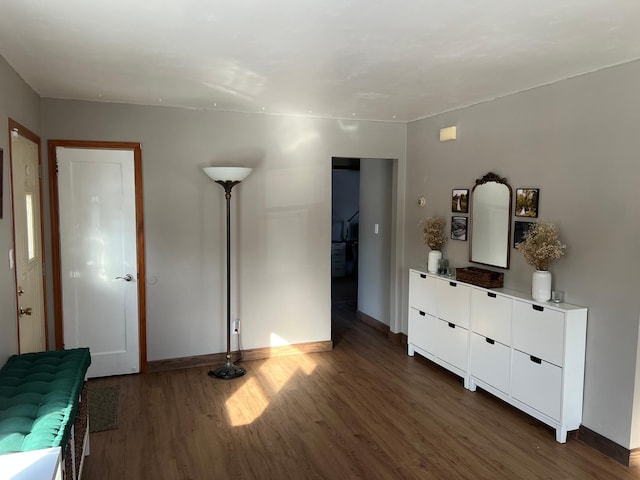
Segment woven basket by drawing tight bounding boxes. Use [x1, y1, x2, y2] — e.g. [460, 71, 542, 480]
[456, 267, 504, 289]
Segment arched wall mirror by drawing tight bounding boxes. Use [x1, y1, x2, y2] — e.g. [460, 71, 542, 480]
[469, 172, 513, 269]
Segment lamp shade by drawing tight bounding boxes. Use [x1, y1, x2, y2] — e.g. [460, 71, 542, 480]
[203, 166, 253, 182]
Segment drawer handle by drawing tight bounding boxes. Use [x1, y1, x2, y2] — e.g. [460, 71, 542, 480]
[420, 274, 427, 279]
[487, 292, 497, 298]
[485, 338, 495, 345]
[448, 322, 455, 329]
[449, 281, 457, 287]
[530, 355, 542, 364]
[532, 304, 544, 312]
[419, 311, 426, 316]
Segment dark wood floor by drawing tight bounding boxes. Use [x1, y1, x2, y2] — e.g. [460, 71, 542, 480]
[84, 302, 638, 479]
[331, 274, 358, 304]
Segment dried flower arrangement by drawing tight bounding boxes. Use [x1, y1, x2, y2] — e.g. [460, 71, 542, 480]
[421, 216, 447, 250]
[515, 222, 566, 271]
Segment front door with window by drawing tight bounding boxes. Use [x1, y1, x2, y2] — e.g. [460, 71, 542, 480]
[10, 121, 46, 353]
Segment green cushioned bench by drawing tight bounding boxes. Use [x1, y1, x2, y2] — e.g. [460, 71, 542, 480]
[0, 348, 91, 480]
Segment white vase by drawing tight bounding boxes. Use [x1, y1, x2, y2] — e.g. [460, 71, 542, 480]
[428, 250, 442, 274]
[532, 270, 552, 301]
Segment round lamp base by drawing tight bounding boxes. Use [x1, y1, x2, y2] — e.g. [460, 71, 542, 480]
[208, 360, 246, 380]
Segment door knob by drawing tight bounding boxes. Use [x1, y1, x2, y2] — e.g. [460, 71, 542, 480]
[116, 274, 134, 282]
[19, 306, 32, 316]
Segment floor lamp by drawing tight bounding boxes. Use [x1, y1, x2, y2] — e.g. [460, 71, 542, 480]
[203, 166, 253, 380]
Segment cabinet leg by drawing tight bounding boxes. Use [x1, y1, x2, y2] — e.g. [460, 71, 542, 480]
[407, 345, 415, 356]
[556, 427, 568, 443]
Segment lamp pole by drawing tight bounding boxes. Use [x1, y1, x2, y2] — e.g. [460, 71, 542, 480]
[203, 166, 252, 379]
[208, 181, 245, 379]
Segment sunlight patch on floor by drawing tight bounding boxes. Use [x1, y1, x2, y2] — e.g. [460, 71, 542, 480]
[260, 333, 317, 394]
[224, 333, 317, 426]
[225, 376, 270, 427]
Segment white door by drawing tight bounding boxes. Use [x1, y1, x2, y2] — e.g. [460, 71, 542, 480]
[10, 126, 46, 353]
[56, 146, 141, 377]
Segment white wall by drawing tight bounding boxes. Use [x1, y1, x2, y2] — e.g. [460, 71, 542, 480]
[41, 99, 407, 361]
[358, 158, 393, 324]
[0, 56, 41, 364]
[405, 59, 640, 449]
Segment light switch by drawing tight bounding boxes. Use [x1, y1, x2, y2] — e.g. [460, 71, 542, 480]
[374, 224, 379, 234]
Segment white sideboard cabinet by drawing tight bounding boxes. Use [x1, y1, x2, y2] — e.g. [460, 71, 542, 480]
[408, 270, 471, 387]
[331, 242, 346, 277]
[407, 268, 587, 443]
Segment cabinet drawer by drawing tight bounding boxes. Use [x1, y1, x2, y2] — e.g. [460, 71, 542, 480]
[409, 271, 438, 315]
[471, 288, 512, 345]
[408, 308, 436, 354]
[511, 349, 562, 420]
[433, 318, 468, 372]
[513, 300, 564, 366]
[437, 279, 471, 328]
[331, 242, 346, 254]
[470, 333, 510, 394]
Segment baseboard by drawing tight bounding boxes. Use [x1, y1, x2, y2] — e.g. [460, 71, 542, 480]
[356, 310, 388, 334]
[240, 340, 333, 362]
[356, 310, 407, 347]
[148, 352, 230, 373]
[147, 340, 333, 373]
[388, 331, 408, 347]
[575, 425, 631, 466]
[630, 448, 640, 468]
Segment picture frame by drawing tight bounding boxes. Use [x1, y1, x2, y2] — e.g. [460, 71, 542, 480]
[513, 220, 535, 247]
[451, 216, 468, 241]
[451, 188, 469, 213]
[515, 188, 539, 218]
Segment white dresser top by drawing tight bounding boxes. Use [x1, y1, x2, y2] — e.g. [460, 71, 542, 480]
[409, 267, 587, 312]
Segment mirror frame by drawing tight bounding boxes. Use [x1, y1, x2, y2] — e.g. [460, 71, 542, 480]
[469, 172, 513, 269]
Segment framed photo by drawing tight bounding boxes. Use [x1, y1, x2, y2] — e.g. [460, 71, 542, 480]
[513, 220, 535, 247]
[515, 188, 539, 218]
[451, 189, 469, 213]
[451, 216, 468, 241]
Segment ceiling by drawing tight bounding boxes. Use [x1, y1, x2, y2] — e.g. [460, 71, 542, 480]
[1, 1, 640, 122]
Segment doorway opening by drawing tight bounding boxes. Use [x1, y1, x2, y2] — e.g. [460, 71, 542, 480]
[331, 155, 397, 340]
[331, 158, 360, 306]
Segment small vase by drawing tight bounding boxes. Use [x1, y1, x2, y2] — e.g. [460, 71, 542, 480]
[428, 250, 442, 274]
[532, 270, 552, 302]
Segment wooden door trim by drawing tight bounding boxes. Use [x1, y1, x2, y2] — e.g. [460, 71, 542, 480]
[8, 119, 47, 353]
[48, 140, 147, 373]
